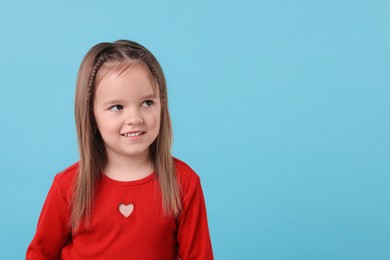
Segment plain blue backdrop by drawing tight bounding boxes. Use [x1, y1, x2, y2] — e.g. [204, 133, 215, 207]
[0, 0, 389, 259]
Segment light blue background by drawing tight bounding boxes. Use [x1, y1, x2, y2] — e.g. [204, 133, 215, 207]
[1, 0, 389, 259]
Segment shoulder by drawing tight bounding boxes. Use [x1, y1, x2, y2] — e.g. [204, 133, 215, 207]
[54, 162, 79, 184]
[173, 157, 201, 194]
[174, 158, 200, 182]
[52, 162, 79, 201]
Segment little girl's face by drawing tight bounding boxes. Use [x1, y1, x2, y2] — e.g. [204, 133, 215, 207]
[93, 64, 161, 162]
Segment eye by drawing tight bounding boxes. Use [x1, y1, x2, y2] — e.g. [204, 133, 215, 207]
[141, 100, 154, 107]
[109, 105, 124, 111]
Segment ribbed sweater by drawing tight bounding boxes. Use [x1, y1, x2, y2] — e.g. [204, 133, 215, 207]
[26, 158, 213, 259]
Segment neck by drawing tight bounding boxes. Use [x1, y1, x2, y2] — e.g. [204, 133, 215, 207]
[103, 150, 154, 181]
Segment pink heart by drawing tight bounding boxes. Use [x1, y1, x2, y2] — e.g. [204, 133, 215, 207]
[118, 203, 134, 218]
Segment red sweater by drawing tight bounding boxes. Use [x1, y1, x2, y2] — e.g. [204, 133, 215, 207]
[26, 159, 213, 259]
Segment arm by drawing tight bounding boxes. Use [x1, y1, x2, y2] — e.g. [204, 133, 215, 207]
[26, 176, 72, 259]
[177, 176, 214, 260]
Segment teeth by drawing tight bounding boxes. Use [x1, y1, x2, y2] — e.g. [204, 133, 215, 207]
[123, 132, 143, 137]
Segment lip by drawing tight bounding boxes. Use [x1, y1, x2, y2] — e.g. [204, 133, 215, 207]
[121, 130, 146, 138]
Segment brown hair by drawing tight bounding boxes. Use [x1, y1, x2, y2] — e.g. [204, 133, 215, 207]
[73, 40, 181, 230]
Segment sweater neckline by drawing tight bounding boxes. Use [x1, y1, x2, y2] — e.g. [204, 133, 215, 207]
[100, 172, 156, 186]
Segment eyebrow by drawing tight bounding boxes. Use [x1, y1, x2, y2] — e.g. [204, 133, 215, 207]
[142, 94, 158, 100]
[103, 99, 125, 106]
[102, 94, 157, 106]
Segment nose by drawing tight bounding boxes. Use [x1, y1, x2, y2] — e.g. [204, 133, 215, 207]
[125, 108, 144, 125]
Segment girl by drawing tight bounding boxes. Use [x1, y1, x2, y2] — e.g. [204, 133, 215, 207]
[27, 40, 213, 259]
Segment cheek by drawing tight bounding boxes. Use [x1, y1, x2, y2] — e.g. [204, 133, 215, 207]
[94, 114, 116, 133]
[148, 110, 161, 132]
[151, 114, 160, 130]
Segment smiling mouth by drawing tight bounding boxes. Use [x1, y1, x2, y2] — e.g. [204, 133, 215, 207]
[121, 132, 145, 137]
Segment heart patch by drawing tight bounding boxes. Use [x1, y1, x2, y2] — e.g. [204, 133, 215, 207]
[118, 203, 134, 218]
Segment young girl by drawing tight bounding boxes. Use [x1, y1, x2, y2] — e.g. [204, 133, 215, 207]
[27, 40, 213, 259]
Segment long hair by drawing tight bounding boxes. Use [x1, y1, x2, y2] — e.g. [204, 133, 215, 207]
[73, 40, 181, 230]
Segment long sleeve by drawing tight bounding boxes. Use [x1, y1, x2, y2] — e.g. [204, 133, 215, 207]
[176, 175, 214, 260]
[26, 176, 72, 259]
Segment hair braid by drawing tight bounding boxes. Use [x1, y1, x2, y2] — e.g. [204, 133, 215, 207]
[86, 54, 108, 105]
[135, 50, 165, 100]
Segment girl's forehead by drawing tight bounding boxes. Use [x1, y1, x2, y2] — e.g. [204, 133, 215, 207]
[96, 61, 156, 89]
[94, 62, 159, 99]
